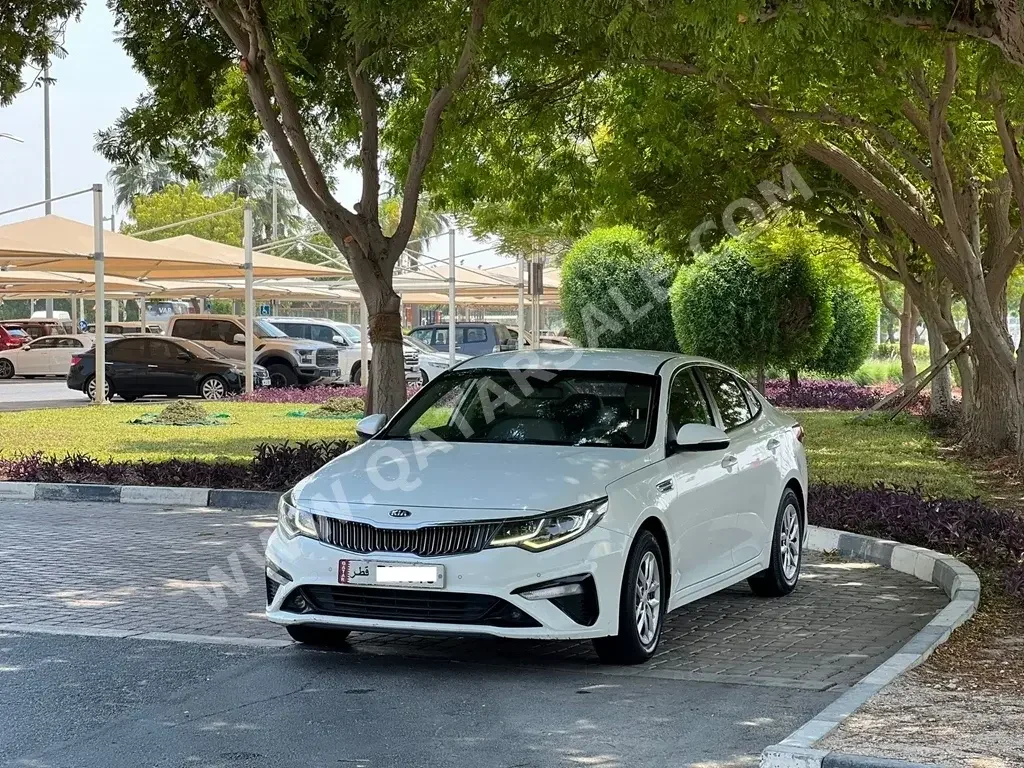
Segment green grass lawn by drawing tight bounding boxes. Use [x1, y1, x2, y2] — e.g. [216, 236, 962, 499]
[0, 403, 358, 462]
[794, 410, 981, 500]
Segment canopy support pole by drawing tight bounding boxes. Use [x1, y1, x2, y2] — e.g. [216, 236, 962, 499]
[517, 256, 525, 350]
[70, 295, 79, 333]
[137, 295, 146, 333]
[243, 205, 254, 394]
[92, 184, 106, 405]
[448, 229, 456, 367]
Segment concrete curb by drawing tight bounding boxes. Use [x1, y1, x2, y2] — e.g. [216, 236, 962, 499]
[0, 481, 280, 511]
[760, 526, 979, 768]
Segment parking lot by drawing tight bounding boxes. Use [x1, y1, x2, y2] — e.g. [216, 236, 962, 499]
[0, 377, 89, 411]
[0, 499, 949, 767]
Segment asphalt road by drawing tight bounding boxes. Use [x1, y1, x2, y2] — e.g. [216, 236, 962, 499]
[0, 631, 833, 768]
[0, 377, 89, 410]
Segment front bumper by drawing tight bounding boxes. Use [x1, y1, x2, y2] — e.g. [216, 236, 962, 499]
[297, 367, 341, 384]
[265, 523, 629, 640]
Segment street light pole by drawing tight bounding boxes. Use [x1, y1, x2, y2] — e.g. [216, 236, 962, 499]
[43, 68, 51, 215]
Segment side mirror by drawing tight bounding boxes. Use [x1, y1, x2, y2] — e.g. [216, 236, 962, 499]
[176, 352, 191, 361]
[232, 333, 246, 345]
[673, 423, 730, 453]
[332, 335, 349, 346]
[355, 413, 388, 442]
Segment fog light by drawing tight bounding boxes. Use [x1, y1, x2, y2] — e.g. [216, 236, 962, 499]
[518, 583, 585, 601]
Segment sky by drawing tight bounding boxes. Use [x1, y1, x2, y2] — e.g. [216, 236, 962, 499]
[0, 1, 500, 269]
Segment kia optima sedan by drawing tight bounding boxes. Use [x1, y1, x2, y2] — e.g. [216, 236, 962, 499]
[266, 350, 807, 664]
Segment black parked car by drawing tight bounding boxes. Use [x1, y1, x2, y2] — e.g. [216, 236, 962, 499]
[67, 336, 270, 401]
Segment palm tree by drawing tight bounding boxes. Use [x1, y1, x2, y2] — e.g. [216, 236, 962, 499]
[205, 149, 302, 243]
[107, 152, 183, 212]
[380, 194, 452, 268]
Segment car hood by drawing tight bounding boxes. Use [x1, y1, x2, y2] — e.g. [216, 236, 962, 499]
[293, 440, 655, 523]
[420, 351, 471, 365]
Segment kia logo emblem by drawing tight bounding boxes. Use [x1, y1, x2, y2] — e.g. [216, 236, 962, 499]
[389, 509, 412, 518]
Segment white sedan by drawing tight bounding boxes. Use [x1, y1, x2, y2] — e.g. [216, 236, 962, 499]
[266, 350, 807, 664]
[403, 335, 471, 384]
[0, 334, 94, 379]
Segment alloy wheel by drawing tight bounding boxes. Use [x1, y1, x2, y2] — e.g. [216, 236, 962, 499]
[780, 503, 801, 583]
[202, 378, 226, 400]
[0, 359, 13, 379]
[634, 550, 661, 648]
[86, 377, 111, 400]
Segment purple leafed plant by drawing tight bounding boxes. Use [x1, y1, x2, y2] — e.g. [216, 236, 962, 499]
[763, 379, 927, 412]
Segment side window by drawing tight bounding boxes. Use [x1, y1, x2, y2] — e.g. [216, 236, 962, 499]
[410, 329, 431, 343]
[702, 367, 753, 430]
[55, 338, 82, 348]
[108, 339, 146, 362]
[172, 319, 203, 339]
[738, 378, 763, 418]
[204, 320, 240, 343]
[435, 328, 449, 346]
[464, 326, 488, 344]
[311, 324, 336, 344]
[27, 338, 55, 350]
[273, 322, 302, 339]
[667, 368, 713, 434]
[144, 339, 178, 361]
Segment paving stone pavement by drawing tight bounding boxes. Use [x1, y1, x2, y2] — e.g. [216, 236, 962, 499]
[0, 501, 948, 689]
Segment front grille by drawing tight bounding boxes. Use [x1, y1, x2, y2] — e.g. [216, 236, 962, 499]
[313, 515, 499, 557]
[316, 348, 339, 367]
[404, 351, 419, 365]
[284, 585, 540, 627]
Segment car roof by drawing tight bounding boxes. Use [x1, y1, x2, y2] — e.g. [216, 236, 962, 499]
[413, 321, 501, 329]
[267, 316, 341, 325]
[454, 349, 725, 374]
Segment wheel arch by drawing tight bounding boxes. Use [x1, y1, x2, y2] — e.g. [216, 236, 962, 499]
[256, 354, 295, 370]
[783, 475, 807, 535]
[637, 515, 672, 598]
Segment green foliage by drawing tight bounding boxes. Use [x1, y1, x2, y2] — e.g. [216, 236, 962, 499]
[128, 401, 227, 427]
[809, 284, 880, 376]
[671, 228, 833, 374]
[122, 183, 243, 246]
[560, 226, 677, 351]
[303, 397, 365, 419]
[874, 342, 930, 362]
[0, 1, 82, 105]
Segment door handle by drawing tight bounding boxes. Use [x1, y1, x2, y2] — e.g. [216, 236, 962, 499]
[656, 478, 673, 493]
[721, 455, 738, 469]
[767, 438, 780, 451]
[147, 364, 158, 368]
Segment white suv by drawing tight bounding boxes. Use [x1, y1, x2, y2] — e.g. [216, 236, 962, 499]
[267, 316, 419, 384]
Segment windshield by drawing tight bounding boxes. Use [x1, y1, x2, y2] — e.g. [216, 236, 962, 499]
[403, 335, 433, 354]
[178, 339, 226, 360]
[335, 323, 361, 343]
[254, 319, 287, 338]
[382, 369, 657, 448]
[5, 328, 28, 338]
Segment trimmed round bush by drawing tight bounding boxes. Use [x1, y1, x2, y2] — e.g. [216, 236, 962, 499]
[560, 226, 678, 351]
[670, 232, 833, 381]
[810, 284, 879, 376]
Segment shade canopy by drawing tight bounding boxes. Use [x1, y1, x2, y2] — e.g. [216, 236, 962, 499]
[0, 270, 156, 294]
[158, 234, 345, 278]
[0, 216, 344, 279]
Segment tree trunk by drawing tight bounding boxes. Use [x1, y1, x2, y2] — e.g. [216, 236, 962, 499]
[756, 361, 766, 394]
[363, 284, 407, 417]
[964, 341, 1020, 454]
[921, 312, 955, 420]
[899, 292, 918, 385]
[788, 369, 799, 386]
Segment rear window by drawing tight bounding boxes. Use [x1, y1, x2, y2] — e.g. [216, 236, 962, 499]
[464, 327, 488, 343]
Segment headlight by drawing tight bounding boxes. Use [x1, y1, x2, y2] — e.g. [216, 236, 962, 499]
[297, 349, 315, 364]
[278, 490, 318, 539]
[489, 497, 608, 551]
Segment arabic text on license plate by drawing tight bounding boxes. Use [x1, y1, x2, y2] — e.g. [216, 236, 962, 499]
[339, 560, 445, 589]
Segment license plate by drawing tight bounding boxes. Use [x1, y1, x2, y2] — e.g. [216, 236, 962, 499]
[339, 560, 445, 589]
[324, 369, 340, 378]
[258, 377, 271, 387]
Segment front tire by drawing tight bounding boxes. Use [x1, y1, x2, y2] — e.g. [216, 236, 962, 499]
[200, 375, 228, 400]
[0, 359, 14, 379]
[748, 488, 803, 597]
[286, 625, 352, 646]
[593, 529, 665, 665]
[267, 363, 298, 388]
[420, 369, 429, 386]
[351, 361, 368, 385]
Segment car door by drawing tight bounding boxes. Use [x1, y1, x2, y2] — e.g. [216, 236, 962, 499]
[698, 366, 779, 568]
[143, 338, 196, 395]
[462, 325, 490, 355]
[660, 365, 737, 591]
[106, 338, 148, 394]
[206, 319, 244, 360]
[17, 338, 55, 374]
[50, 337, 84, 376]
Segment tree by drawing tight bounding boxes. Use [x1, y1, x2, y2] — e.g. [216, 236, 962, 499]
[99, 0, 498, 416]
[560, 226, 678, 352]
[809, 284, 880, 377]
[122, 183, 243, 246]
[205, 147, 303, 243]
[0, 1, 81, 105]
[671, 231, 833, 391]
[108, 151, 184, 212]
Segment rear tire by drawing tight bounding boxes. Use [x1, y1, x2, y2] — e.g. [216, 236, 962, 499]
[748, 488, 803, 598]
[84, 375, 113, 401]
[593, 529, 665, 665]
[267, 363, 298, 388]
[0, 359, 14, 379]
[286, 625, 352, 646]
